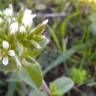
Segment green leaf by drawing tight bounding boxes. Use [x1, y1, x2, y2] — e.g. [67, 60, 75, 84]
[8, 60, 43, 90]
[8, 34, 17, 49]
[8, 69, 38, 90]
[37, 37, 49, 48]
[17, 10, 24, 24]
[18, 68, 38, 90]
[23, 58, 43, 88]
[60, 12, 80, 38]
[29, 19, 48, 35]
[48, 25, 61, 50]
[30, 40, 41, 49]
[29, 89, 48, 96]
[6, 82, 16, 96]
[31, 35, 46, 41]
[50, 77, 74, 96]
[31, 35, 49, 48]
[44, 39, 95, 75]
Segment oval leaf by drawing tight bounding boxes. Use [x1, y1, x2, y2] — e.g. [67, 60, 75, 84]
[23, 60, 43, 88]
[50, 77, 74, 95]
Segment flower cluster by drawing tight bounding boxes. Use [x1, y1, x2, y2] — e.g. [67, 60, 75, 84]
[0, 4, 48, 72]
[0, 4, 36, 34]
[0, 41, 15, 65]
[9, 9, 36, 34]
[0, 4, 38, 66]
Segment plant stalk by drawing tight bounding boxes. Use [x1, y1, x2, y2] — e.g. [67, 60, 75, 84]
[42, 80, 52, 96]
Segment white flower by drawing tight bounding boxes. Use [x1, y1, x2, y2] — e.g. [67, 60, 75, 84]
[8, 50, 15, 56]
[2, 56, 8, 65]
[7, 17, 16, 23]
[22, 9, 36, 27]
[24, 9, 32, 15]
[10, 22, 18, 34]
[19, 26, 25, 32]
[3, 4, 13, 16]
[1, 41, 15, 65]
[2, 41, 9, 49]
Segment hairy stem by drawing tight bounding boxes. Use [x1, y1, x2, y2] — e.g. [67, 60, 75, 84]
[42, 80, 52, 96]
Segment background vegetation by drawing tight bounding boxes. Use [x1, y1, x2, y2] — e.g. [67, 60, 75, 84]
[0, 0, 96, 96]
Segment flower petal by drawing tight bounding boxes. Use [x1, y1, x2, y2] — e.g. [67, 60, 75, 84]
[2, 41, 9, 49]
[2, 56, 9, 66]
[8, 50, 15, 57]
[24, 9, 32, 15]
[3, 4, 13, 16]
[22, 9, 36, 27]
[10, 22, 18, 34]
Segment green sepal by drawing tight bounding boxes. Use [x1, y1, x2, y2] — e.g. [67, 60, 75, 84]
[0, 61, 17, 73]
[29, 19, 48, 35]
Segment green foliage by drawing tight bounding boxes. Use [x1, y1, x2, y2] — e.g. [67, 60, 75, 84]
[70, 67, 88, 85]
[29, 89, 48, 96]
[89, 12, 96, 35]
[48, 12, 81, 52]
[50, 77, 74, 96]
[23, 59, 43, 88]
[44, 38, 95, 75]
[30, 19, 48, 34]
[8, 60, 43, 92]
[6, 82, 16, 96]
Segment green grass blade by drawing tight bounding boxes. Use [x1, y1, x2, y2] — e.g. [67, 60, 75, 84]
[44, 39, 95, 75]
[48, 25, 61, 50]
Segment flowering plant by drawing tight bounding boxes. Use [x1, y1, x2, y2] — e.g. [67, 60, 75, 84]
[0, 4, 49, 91]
